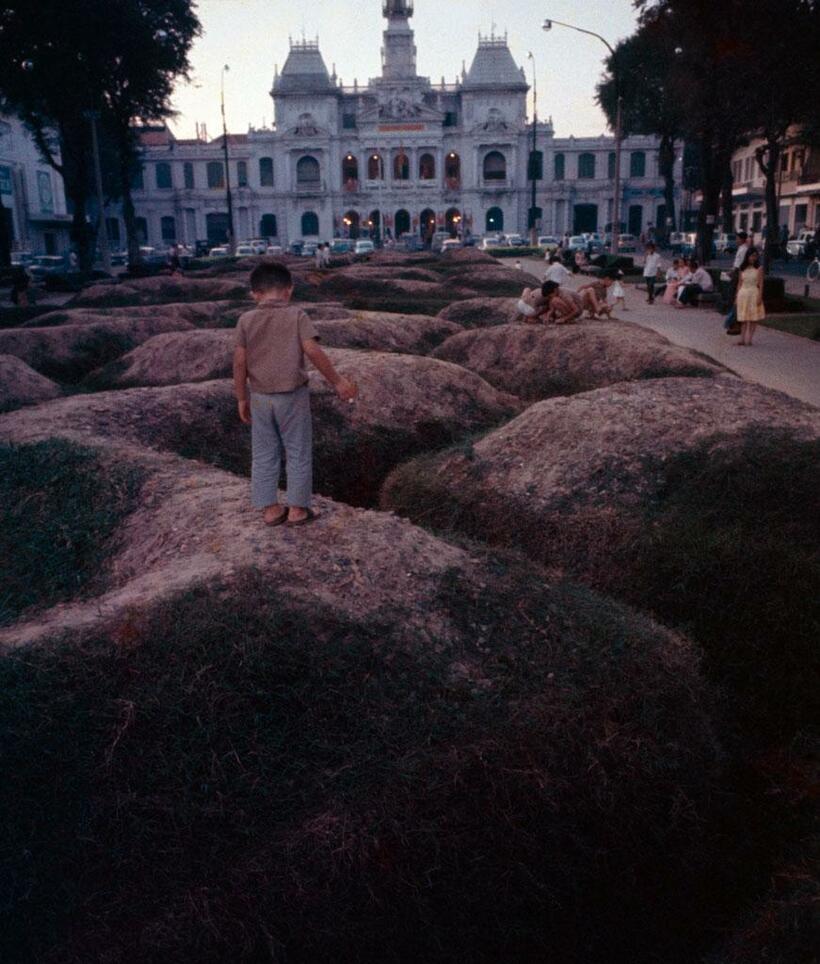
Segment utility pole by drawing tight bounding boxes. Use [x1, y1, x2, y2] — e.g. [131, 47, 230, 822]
[86, 110, 112, 273]
[221, 65, 235, 253]
[543, 18, 622, 255]
[527, 52, 538, 246]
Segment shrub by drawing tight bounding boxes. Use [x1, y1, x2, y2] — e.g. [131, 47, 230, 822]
[0, 563, 740, 964]
[0, 440, 143, 625]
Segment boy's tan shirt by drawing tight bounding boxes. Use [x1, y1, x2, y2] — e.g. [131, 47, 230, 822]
[234, 304, 318, 394]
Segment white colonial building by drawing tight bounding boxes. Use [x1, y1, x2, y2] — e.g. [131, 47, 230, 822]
[127, 0, 678, 248]
[0, 113, 71, 255]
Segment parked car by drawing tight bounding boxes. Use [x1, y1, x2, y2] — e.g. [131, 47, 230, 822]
[786, 229, 816, 258]
[208, 246, 231, 259]
[109, 250, 128, 267]
[566, 235, 589, 253]
[714, 233, 738, 256]
[300, 240, 318, 258]
[28, 255, 67, 280]
[246, 239, 268, 255]
[398, 236, 425, 252]
[330, 239, 354, 254]
[10, 251, 34, 268]
[505, 233, 526, 247]
[462, 235, 478, 247]
[431, 231, 451, 253]
[617, 233, 638, 252]
[537, 235, 560, 252]
[440, 239, 462, 253]
[478, 234, 504, 250]
[265, 243, 284, 256]
[354, 239, 375, 258]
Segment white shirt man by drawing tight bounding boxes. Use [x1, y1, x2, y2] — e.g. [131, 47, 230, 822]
[643, 245, 663, 303]
[544, 260, 571, 285]
[733, 234, 749, 271]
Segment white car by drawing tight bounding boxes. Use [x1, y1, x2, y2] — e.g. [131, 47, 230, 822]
[234, 244, 256, 257]
[617, 234, 638, 251]
[354, 239, 375, 256]
[537, 235, 560, 252]
[247, 239, 268, 255]
[786, 229, 816, 258]
[440, 239, 462, 252]
[478, 235, 504, 250]
[208, 246, 230, 259]
[265, 243, 284, 256]
[505, 233, 526, 247]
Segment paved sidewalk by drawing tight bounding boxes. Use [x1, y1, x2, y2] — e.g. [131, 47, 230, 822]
[519, 257, 820, 409]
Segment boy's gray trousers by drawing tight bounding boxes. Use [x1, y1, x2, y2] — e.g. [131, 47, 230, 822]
[250, 385, 313, 509]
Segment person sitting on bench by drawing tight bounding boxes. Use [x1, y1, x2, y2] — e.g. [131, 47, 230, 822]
[675, 259, 713, 308]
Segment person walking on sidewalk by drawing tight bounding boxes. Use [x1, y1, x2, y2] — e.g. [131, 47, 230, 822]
[735, 246, 765, 346]
[643, 243, 662, 304]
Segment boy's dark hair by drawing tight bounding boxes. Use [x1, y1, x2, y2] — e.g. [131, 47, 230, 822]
[250, 260, 293, 293]
[541, 280, 560, 298]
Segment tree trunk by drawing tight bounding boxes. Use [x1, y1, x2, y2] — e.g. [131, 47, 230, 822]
[696, 139, 726, 265]
[59, 119, 95, 272]
[120, 157, 141, 267]
[658, 134, 677, 241]
[721, 163, 734, 233]
[756, 137, 782, 274]
[69, 194, 94, 273]
[0, 192, 11, 267]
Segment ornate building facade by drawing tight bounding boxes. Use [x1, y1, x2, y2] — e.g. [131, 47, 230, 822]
[127, 0, 678, 248]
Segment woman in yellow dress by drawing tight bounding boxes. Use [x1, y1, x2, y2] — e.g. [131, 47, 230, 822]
[735, 247, 765, 346]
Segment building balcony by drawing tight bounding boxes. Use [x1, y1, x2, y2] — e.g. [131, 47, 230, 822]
[342, 178, 360, 194]
[294, 179, 325, 196]
[481, 179, 513, 192]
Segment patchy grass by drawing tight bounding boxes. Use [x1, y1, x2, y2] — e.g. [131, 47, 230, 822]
[762, 312, 820, 340]
[0, 562, 759, 963]
[382, 429, 820, 738]
[0, 440, 144, 625]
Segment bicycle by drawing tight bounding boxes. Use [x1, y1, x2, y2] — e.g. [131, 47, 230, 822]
[808, 256, 820, 284]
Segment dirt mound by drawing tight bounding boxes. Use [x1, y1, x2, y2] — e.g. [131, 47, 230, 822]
[437, 297, 522, 328]
[436, 265, 540, 298]
[0, 316, 196, 383]
[90, 330, 235, 389]
[441, 247, 498, 265]
[300, 302, 353, 320]
[25, 300, 252, 330]
[432, 322, 722, 400]
[71, 276, 249, 308]
[316, 272, 459, 302]
[383, 375, 820, 736]
[2, 351, 518, 505]
[0, 354, 61, 411]
[313, 311, 462, 354]
[0, 422, 731, 962]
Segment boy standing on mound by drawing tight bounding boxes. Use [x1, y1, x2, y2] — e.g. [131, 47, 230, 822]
[233, 261, 358, 527]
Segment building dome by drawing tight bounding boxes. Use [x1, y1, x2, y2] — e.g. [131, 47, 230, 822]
[464, 33, 528, 90]
[274, 38, 335, 93]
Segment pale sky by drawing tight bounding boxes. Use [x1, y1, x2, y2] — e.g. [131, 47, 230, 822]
[169, 0, 639, 141]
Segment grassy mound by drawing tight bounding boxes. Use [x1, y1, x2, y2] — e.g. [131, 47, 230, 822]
[382, 428, 820, 738]
[0, 564, 735, 963]
[0, 440, 143, 625]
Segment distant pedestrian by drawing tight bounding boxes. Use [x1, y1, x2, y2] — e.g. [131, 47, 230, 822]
[167, 244, 182, 275]
[724, 230, 749, 333]
[314, 243, 324, 268]
[643, 242, 662, 304]
[735, 246, 764, 346]
[610, 271, 627, 311]
[9, 265, 29, 306]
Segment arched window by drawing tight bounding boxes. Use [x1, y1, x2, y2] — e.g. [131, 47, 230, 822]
[630, 151, 646, 177]
[183, 162, 194, 189]
[207, 161, 225, 189]
[342, 153, 358, 185]
[608, 152, 616, 180]
[393, 152, 410, 180]
[554, 152, 565, 181]
[259, 214, 277, 237]
[486, 206, 504, 232]
[343, 210, 360, 239]
[156, 162, 172, 190]
[578, 153, 596, 179]
[259, 157, 274, 187]
[419, 153, 436, 180]
[483, 151, 507, 181]
[420, 208, 436, 239]
[368, 210, 381, 239]
[528, 150, 543, 181]
[445, 207, 461, 236]
[301, 211, 319, 236]
[237, 161, 248, 188]
[296, 156, 320, 185]
[161, 215, 176, 242]
[395, 209, 410, 237]
[368, 153, 384, 180]
[445, 151, 461, 184]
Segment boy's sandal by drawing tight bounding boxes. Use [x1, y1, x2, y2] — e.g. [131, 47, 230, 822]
[264, 508, 288, 527]
[286, 508, 318, 527]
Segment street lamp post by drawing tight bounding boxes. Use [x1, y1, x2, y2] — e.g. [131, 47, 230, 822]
[543, 18, 622, 256]
[527, 52, 539, 246]
[220, 65, 235, 254]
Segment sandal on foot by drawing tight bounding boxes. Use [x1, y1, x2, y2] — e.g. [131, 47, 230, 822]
[286, 508, 318, 527]
[264, 508, 288, 527]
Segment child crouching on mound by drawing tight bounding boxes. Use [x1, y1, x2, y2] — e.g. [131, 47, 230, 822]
[233, 261, 358, 527]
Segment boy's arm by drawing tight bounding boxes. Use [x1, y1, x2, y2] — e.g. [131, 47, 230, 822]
[302, 338, 358, 402]
[233, 346, 252, 423]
